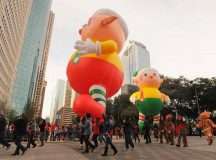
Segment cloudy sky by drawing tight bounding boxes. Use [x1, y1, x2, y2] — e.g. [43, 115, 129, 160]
[42, 0, 216, 118]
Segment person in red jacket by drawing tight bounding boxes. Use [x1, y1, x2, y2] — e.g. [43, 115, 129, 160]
[92, 118, 100, 148]
[176, 115, 188, 147]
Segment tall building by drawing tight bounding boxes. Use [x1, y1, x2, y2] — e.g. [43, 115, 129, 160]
[0, 0, 32, 109]
[55, 81, 76, 126]
[55, 81, 77, 127]
[50, 79, 65, 123]
[56, 107, 74, 127]
[10, 0, 53, 114]
[32, 11, 55, 118]
[64, 80, 76, 108]
[121, 40, 151, 84]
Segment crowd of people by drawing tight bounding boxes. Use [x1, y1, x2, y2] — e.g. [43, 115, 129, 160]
[0, 112, 69, 156]
[74, 112, 216, 156]
[71, 113, 189, 156]
[1, 111, 216, 157]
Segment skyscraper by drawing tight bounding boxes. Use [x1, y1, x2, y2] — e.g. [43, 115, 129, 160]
[10, 0, 53, 114]
[0, 0, 32, 110]
[56, 107, 74, 127]
[64, 80, 76, 108]
[50, 79, 65, 123]
[32, 11, 55, 118]
[121, 40, 151, 84]
[55, 80, 76, 127]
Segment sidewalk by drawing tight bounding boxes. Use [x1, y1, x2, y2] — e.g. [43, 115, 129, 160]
[0, 143, 88, 160]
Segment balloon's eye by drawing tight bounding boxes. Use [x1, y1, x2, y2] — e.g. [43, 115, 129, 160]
[88, 18, 92, 25]
[144, 73, 147, 76]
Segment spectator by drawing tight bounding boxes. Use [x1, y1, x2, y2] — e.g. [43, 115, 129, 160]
[176, 115, 188, 147]
[165, 114, 175, 145]
[12, 114, 28, 156]
[0, 112, 11, 149]
[133, 123, 140, 143]
[92, 118, 100, 148]
[39, 119, 46, 146]
[82, 114, 95, 153]
[144, 116, 152, 144]
[101, 115, 118, 156]
[26, 121, 37, 148]
[123, 118, 135, 150]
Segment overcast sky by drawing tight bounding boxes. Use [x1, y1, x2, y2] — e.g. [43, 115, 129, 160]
[42, 0, 216, 118]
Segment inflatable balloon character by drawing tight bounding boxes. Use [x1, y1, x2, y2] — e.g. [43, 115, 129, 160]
[67, 9, 128, 118]
[197, 111, 216, 145]
[130, 68, 170, 117]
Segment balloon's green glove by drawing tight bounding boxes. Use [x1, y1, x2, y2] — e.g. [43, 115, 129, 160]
[71, 51, 80, 64]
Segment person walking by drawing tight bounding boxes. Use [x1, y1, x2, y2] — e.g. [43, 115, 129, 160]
[101, 115, 118, 156]
[92, 118, 100, 148]
[159, 116, 166, 144]
[0, 113, 11, 149]
[39, 119, 46, 146]
[166, 114, 175, 145]
[176, 115, 188, 147]
[144, 116, 152, 144]
[153, 123, 159, 141]
[26, 121, 37, 149]
[82, 113, 95, 153]
[50, 123, 55, 141]
[79, 117, 85, 149]
[12, 114, 28, 156]
[123, 118, 135, 150]
[133, 123, 140, 143]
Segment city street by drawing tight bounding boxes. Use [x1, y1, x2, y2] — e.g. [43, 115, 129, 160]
[1, 137, 216, 160]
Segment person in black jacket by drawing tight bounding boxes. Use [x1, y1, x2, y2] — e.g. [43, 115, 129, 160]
[12, 114, 28, 156]
[123, 118, 134, 150]
[0, 113, 11, 149]
[39, 118, 46, 146]
[101, 115, 118, 156]
[144, 116, 152, 144]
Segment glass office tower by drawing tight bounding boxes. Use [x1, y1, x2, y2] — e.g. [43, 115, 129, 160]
[10, 0, 52, 114]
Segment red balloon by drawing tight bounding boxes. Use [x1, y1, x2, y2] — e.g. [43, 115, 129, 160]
[67, 57, 123, 97]
[73, 94, 105, 118]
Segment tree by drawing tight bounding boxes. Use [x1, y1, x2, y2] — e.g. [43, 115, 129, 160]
[6, 109, 18, 122]
[161, 76, 216, 118]
[23, 100, 35, 121]
[111, 94, 138, 125]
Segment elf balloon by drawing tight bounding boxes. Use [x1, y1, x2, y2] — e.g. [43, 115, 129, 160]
[130, 68, 170, 116]
[67, 9, 128, 118]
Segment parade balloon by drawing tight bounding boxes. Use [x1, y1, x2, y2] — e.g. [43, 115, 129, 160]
[197, 111, 216, 145]
[130, 68, 170, 116]
[67, 9, 128, 117]
[73, 95, 105, 118]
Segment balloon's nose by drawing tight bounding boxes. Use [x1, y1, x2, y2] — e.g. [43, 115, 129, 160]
[79, 28, 82, 35]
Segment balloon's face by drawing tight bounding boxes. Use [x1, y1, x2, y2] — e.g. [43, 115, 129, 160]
[133, 68, 162, 88]
[79, 15, 126, 52]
